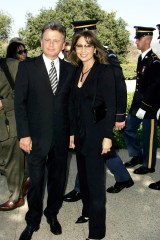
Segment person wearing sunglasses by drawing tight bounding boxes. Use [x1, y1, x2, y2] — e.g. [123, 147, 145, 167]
[6, 41, 28, 61]
[68, 30, 116, 240]
[0, 38, 28, 211]
[64, 20, 134, 204]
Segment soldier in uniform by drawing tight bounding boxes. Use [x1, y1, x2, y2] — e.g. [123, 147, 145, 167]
[148, 24, 160, 190]
[0, 57, 25, 210]
[63, 20, 134, 207]
[124, 26, 160, 175]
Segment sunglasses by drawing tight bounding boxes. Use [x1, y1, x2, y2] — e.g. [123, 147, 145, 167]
[75, 44, 93, 51]
[17, 49, 27, 55]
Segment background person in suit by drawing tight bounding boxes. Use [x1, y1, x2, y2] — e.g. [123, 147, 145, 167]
[124, 26, 160, 175]
[148, 24, 160, 190]
[0, 38, 28, 211]
[64, 20, 134, 204]
[14, 20, 75, 240]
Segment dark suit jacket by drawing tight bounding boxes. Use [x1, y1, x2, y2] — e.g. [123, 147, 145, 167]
[72, 62, 116, 153]
[106, 49, 127, 122]
[14, 55, 75, 156]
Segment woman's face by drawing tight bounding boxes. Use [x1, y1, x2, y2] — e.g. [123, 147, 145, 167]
[75, 36, 95, 63]
[16, 45, 27, 61]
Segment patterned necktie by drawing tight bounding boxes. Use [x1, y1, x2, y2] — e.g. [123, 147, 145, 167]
[49, 61, 58, 94]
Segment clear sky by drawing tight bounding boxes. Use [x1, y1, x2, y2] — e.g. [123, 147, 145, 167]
[0, 0, 160, 42]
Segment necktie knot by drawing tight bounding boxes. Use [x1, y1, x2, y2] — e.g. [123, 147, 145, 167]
[51, 61, 55, 68]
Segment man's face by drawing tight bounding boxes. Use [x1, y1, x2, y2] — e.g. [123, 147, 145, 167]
[135, 36, 150, 52]
[16, 45, 27, 61]
[41, 29, 65, 60]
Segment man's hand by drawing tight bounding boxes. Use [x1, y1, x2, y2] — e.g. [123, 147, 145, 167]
[0, 100, 3, 110]
[114, 121, 125, 130]
[69, 135, 75, 149]
[136, 108, 146, 119]
[101, 138, 112, 155]
[20, 137, 32, 154]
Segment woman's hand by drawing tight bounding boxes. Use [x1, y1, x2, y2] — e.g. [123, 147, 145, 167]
[69, 135, 75, 149]
[101, 138, 112, 155]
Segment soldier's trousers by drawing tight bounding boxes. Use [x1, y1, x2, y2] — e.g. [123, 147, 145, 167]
[0, 137, 25, 202]
[123, 113, 157, 169]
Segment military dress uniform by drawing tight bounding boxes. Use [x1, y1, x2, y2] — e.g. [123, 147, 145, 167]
[0, 58, 25, 209]
[124, 26, 160, 174]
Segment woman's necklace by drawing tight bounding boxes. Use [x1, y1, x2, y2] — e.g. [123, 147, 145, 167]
[80, 67, 92, 82]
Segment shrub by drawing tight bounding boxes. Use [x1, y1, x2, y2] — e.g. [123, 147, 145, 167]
[121, 63, 136, 80]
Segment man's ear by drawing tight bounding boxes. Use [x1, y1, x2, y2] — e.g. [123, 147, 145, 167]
[62, 41, 66, 51]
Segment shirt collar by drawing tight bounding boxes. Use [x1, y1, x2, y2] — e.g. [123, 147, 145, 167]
[42, 54, 60, 76]
[141, 48, 151, 60]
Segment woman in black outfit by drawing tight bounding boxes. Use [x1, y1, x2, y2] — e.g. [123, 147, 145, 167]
[69, 31, 116, 240]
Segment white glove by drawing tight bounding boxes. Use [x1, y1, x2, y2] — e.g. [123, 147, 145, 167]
[157, 108, 160, 120]
[136, 108, 146, 119]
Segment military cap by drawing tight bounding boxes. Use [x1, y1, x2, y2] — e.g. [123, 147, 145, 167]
[9, 37, 24, 45]
[134, 26, 156, 39]
[156, 24, 160, 39]
[71, 19, 99, 33]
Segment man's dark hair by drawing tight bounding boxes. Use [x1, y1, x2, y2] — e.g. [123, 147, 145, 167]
[41, 20, 66, 40]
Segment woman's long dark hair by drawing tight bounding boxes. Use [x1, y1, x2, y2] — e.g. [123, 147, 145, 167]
[6, 42, 25, 59]
[69, 30, 109, 66]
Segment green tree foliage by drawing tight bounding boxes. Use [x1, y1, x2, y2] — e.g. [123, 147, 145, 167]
[0, 11, 12, 57]
[19, 9, 56, 53]
[0, 10, 12, 40]
[18, 0, 130, 61]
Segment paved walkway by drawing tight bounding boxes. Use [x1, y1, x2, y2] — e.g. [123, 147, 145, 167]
[0, 149, 160, 240]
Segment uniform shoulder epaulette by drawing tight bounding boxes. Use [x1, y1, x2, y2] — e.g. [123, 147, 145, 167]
[151, 52, 159, 61]
[153, 59, 160, 64]
[148, 53, 160, 65]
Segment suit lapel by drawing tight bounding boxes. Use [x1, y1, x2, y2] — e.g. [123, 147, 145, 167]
[35, 55, 50, 84]
[35, 55, 56, 94]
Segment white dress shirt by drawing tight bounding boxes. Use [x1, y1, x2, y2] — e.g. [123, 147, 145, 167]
[42, 54, 60, 82]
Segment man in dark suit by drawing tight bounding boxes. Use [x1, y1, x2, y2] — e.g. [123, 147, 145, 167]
[14, 20, 75, 240]
[124, 26, 160, 174]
